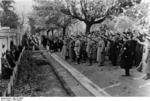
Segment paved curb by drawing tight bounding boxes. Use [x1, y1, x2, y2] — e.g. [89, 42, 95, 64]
[42, 51, 75, 96]
[43, 51, 110, 97]
[52, 68, 76, 96]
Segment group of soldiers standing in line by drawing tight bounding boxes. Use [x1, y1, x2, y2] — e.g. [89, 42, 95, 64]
[59, 30, 150, 80]
[39, 29, 150, 80]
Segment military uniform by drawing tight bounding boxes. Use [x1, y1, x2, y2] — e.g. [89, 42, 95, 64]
[93, 42, 97, 63]
[135, 42, 143, 67]
[69, 39, 76, 62]
[61, 39, 68, 60]
[86, 40, 95, 65]
[109, 40, 117, 66]
[48, 39, 53, 52]
[120, 40, 134, 76]
[97, 39, 105, 66]
[74, 39, 81, 64]
[58, 39, 64, 52]
[80, 40, 87, 62]
[41, 35, 47, 49]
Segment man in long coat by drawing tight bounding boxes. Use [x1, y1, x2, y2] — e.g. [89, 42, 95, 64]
[61, 38, 68, 60]
[86, 38, 95, 66]
[69, 38, 76, 62]
[80, 38, 87, 63]
[74, 36, 81, 64]
[139, 37, 150, 80]
[97, 37, 105, 66]
[120, 39, 134, 76]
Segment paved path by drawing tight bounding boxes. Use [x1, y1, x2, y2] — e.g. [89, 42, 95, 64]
[56, 52, 150, 96]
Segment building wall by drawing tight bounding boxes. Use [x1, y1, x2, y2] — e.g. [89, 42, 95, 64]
[0, 28, 18, 73]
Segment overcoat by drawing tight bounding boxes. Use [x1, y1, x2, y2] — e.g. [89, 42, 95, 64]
[74, 39, 81, 57]
[61, 40, 68, 59]
[142, 39, 150, 74]
[120, 40, 134, 69]
[69, 40, 75, 59]
[97, 40, 105, 62]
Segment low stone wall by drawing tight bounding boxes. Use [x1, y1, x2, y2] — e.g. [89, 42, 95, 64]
[43, 51, 110, 97]
[2, 47, 25, 96]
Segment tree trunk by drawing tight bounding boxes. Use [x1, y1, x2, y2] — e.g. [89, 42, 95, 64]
[85, 23, 92, 35]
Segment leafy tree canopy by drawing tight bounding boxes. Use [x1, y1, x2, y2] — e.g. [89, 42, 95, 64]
[60, 0, 141, 35]
[0, 0, 19, 29]
[30, 0, 76, 36]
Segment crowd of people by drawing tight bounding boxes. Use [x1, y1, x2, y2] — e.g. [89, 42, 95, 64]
[1, 41, 23, 79]
[41, 35, 63, 52]
[58, 30, 150, 80]
[21, 29, 150, 80]
[1, 28, 149, 85]
[0, 33, 40, 80]
[22, 33, 40, 51]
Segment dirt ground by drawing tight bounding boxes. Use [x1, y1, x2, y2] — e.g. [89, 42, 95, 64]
[56, 52, 150, 97]
[13, 51, 68, 97]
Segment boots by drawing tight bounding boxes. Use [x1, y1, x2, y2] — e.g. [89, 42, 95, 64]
[125, 69, 130, 76]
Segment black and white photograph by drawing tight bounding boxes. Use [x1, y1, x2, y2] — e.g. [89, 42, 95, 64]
[0, 0, 150, 100]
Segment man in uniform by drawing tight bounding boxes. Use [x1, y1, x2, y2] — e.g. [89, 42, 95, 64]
[86, 38, 95, 66]
[74, 36, 81, 64]
[69, 37, 76, 62]
[120, 37, 134, 76]
[97, 37, 105, 66]
[41, 35, 47, 49]
[80, 36, 87, 63]
[109, 36, 118, 66]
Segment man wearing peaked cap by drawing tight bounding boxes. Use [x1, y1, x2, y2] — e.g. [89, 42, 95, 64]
[74, 35, 81, 64]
